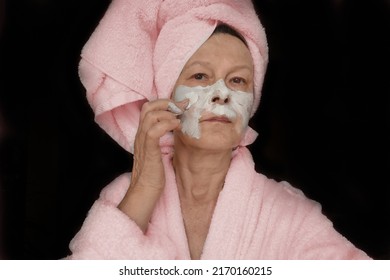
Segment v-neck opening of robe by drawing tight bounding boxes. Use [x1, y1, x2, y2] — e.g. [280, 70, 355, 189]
[154, 147, 256, 260]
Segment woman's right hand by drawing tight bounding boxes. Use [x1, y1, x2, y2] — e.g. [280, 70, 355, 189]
[118, 99, 187, 232]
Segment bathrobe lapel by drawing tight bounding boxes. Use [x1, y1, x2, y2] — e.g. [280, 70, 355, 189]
[201, 147, 257, 259]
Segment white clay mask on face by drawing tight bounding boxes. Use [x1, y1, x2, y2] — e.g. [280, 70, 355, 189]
[173, 79, 253, 139]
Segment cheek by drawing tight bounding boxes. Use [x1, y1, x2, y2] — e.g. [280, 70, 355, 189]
[230, 92, 253, 126]
[231, 116, 247, 144]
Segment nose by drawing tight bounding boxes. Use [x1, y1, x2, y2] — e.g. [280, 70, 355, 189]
[211, 95, 230, 104]
[211, 88, 230, 105]
[209, 79, 231, 105]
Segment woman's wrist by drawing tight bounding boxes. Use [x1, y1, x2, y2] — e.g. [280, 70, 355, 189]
[118, 185, 163, 232]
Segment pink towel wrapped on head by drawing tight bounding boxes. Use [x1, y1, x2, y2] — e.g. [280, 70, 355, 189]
[79, 0, 268, 153]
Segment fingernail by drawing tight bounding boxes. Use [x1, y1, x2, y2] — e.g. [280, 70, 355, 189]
[177, 99, 190, 110]
[167, 102, 183, 115]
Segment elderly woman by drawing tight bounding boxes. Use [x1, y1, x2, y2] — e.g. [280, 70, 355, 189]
[66, 0, 371, 259]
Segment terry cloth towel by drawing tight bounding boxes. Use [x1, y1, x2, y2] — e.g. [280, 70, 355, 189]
[67, 147, 371, 259]
[78, 0, 268, 154]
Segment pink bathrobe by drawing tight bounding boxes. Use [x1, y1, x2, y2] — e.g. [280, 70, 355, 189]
[66, 0, 371, 260]
[67, 147, 370, 259]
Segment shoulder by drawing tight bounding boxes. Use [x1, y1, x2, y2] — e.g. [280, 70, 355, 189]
[252, 172, 322, 214]
[252, 172, 304, 197]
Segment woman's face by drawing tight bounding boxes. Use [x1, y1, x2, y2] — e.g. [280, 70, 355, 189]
[173, 33, 254, 151]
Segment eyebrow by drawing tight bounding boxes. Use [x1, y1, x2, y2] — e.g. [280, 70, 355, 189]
[230, 64, 254, 73]
[183, 61, 212, 71]
[184, 60, 253, 73]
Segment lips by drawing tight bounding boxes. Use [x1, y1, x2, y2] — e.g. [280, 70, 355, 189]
[201, 115, 231, 123]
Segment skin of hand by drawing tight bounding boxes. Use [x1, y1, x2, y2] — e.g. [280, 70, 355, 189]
[118, 99, 188, 232]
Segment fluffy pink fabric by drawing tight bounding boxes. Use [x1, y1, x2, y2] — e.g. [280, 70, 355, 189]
[67, 147, 371, 259]
[78, 0, 268, 153]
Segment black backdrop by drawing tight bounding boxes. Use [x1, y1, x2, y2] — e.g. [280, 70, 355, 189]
[0, 0, 389, 259]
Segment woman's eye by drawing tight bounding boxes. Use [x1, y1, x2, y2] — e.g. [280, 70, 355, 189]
[231, 77, 246, 84]
[193, 73, 206, 80]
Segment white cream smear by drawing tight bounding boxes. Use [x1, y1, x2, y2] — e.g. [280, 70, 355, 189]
[173, 79, 254, 139]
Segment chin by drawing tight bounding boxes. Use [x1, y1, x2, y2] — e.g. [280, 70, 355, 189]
[176, 126, 243, 152]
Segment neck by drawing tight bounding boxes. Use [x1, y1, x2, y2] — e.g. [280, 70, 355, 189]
[172, 139, 232, 204]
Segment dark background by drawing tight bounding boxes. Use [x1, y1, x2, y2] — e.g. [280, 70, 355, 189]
[0, 0, 389, 259]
